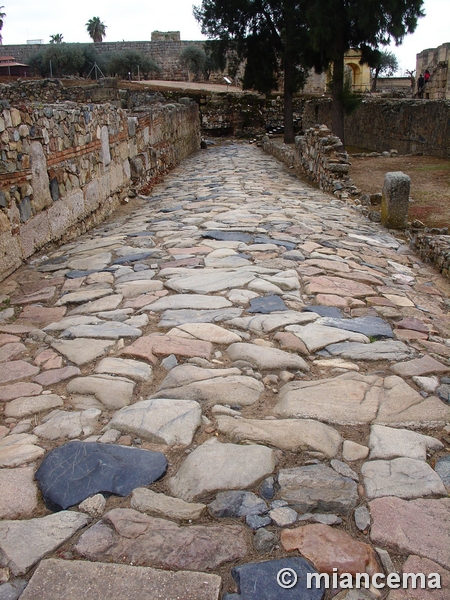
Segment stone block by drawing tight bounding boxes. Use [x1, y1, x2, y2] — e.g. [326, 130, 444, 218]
[381, 171, 410, 229]
[29, 140, 52, 212]
[19, 211, 50, 258]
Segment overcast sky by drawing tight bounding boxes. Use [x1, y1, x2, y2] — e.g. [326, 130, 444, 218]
[2, 0, 449, 74]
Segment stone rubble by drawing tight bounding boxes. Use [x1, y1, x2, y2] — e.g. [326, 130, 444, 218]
[0, 142, 449, 598]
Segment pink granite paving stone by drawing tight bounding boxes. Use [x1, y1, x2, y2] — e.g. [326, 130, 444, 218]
[34, 349, 63, 370]
[387, 556, 450, 600]
[390, 355, 450, 377]
[0, 360, 40, 384]
[396, 317, 432, 333]
[121, 334, 213, 364]
[0, 334, 21, 346]
[10, 286, 56, 305]
[394, 329, 429, 341]
[305, 275, 377, 298]
[33, 366, 81, 386]
[370, 497, 450, 569]
[0, 343, 27, 363]
[0, 382, 43, 401]
[17, 305, 67, 328]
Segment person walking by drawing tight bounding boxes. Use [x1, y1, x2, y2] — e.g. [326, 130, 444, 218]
[417, 73, 425, 98]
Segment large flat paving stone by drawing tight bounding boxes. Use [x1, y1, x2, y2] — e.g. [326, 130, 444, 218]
[51, 338, 115, 365]
[153, 364, 264, 406]
[370, 497, 450, 569]
[305, 275, 377, 298]
[223, 557, 324, 600]
[143, 294, 233, 311]
[94, 357, 153, 381]
[0, 511, 88, 575]
[168, 322, 242, 344]
[66, 374, 135, 409]
[316, 315, 393, 338]
[281, 523, 380, 576]
[0, 433, 44, 467]
[158, 307, 243, 328]
[4, 394, 64, 419]
[386, 556, 450, 600]
[165, 270, 256, 293]
[217, 416, 342, 458]
[227, 342, 309, 371]
[35, 442, 167, 510]
[368, 424, 443, 460]
[120, 334, 213, 364]
[33, 409, 101, 440]
[0, 467, 38, 519]
[108, 398, 202, 446]
[325, 340, 412, 361]
[169, 439, 277, 502]
[286, 323, 369, 352]
[20, 559, 221, 600]
[361, 457, 447, 499]
[75, 508, 248, 570]
[60, 322, 142, 339]
[278, 464, 358, 514]
[228, 311, 318, 334]
[0, 360, 39, 384]
[275, 372, 450, 426]
[131, 488, 206, 520]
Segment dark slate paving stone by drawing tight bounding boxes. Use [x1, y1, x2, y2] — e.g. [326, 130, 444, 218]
[259, 477, 275, 500]
[253, 235, 296, 251]
[208, 491, 267, 518]
[223, 557, 325, 599]
[113, 252, 153, 265]
[435, 456, 450, 487]
[303, 306, 343, 318]
[318, 316, 393, 338]
[246, 515, 272, 530]
[202, 231, 254, 243]
[37, 255, 69, 272]
[0, 579, 28, 600]
[248, 295, 288, 314]
[65, 270, 97, 279]
[436, 384, 450, 403]
[35, 442, 167, 511]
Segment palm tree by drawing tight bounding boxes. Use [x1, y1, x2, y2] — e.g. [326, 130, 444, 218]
[86, 17, 106, 43]
[0, 7, 6, 45]
[49, 33, 64, 44]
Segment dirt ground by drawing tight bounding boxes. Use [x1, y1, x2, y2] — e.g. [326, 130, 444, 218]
[349, 154, 450, 229]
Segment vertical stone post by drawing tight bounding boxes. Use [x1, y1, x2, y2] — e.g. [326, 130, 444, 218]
[381, 171, 411, 229]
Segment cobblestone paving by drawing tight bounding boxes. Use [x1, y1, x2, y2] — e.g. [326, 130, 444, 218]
[0, 142, 449, 600]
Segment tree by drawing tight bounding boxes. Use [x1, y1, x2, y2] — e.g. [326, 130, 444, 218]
[306, 0, 424, 143]
[107, 50, 160, 79]
[86, 17, 107, 43]
[0, 6, 5, 45]
[49, 33, 64, 44]
[194, 0, 317, 143]
[367, 50, 399, 91]
[179, 46, 206, 81]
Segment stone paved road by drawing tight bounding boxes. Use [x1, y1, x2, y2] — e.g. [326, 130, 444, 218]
[0, 142, 450, 600]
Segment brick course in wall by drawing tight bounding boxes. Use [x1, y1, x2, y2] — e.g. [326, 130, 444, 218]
[0, 98, 200, 280]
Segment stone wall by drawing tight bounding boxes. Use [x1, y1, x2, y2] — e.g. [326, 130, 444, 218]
[416, 43, 450, 100]
[262, 126, 355, 198]
[302, 98, 450, 157]
[0, 41, 207, 82]
[0, 78, 122, 105]
[0, 99, 200, 280]
[411, 232, 450, 279]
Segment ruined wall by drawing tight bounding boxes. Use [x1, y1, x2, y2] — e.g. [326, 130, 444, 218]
[0, 78, 122, 105]
[302, 98, 450, 157]
[262, 126, 355, 198]
[0, 99, 200, 280]
[416, 43, 450, 100]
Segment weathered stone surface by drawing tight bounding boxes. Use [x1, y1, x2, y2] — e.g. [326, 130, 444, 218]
[354, 506, 371, 532]
[51, 338, 115, 365]
[131, 488, 206, 520]
[326, 340, 411, 361]
[66, 375, 135, 409]
[153, 364, 264, 406]
[108, 398, 202, 445]
[78, 494, 106, 518]
[33, 409, 101, 440]
[368, 424, 443, 460]
[253, 529, 278, 553]
[0, 382, 42, 401]
[0, 511, 88, 575]
[33, 365, 80, 386]
[165, 270, 256, 293]
[4, 394, 64, 418]
[286, 323, 369, 352]
[330, 459, 358, 481]
[144, 294, 232, 311]
[35, 442, 167, 510]
[269, 506, 298, 527]
[120, 334, 213, 363]
[278, 464, 358, 514]
[229, 311, 317, 334]
[68, 294, 123, 315]
[281, 524, 380, 575]
[158, 308, 242, 328]
[75, 508, 248, 570]
[227, 342, 309, 371]
[0, 360, 39, 384]
[0, 433, 44, 467]
[305, 276, 377, 298]
[61, 322, 142, 339]
[169, 322, 242, 344]
[370, 497, 450, 569]
[386, 556, 450, 600]
[248, 295, 287, 313]
[316, 315, 393, 338]
[225, 557, 324, 600]
[0, 343, 26, 363]
[362, 457, 447, 499]
[390, 355, 450, 377]
[94, 357, 153, 381]
[19, 559, 222, 600]
[275, 373, 450, 426]
[208, 491, 267, 519]
[169, 439, 277, 502]
[217, 416, 342, 458]
[435, 456, 450, 490]
[0, 467, 38, 519]
[55, 288, 112, 305]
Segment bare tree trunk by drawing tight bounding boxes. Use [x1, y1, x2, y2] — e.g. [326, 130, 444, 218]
[371, 66, 380, 92]
[331, 57, 345, 145]
[283, 57, 294, 144]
